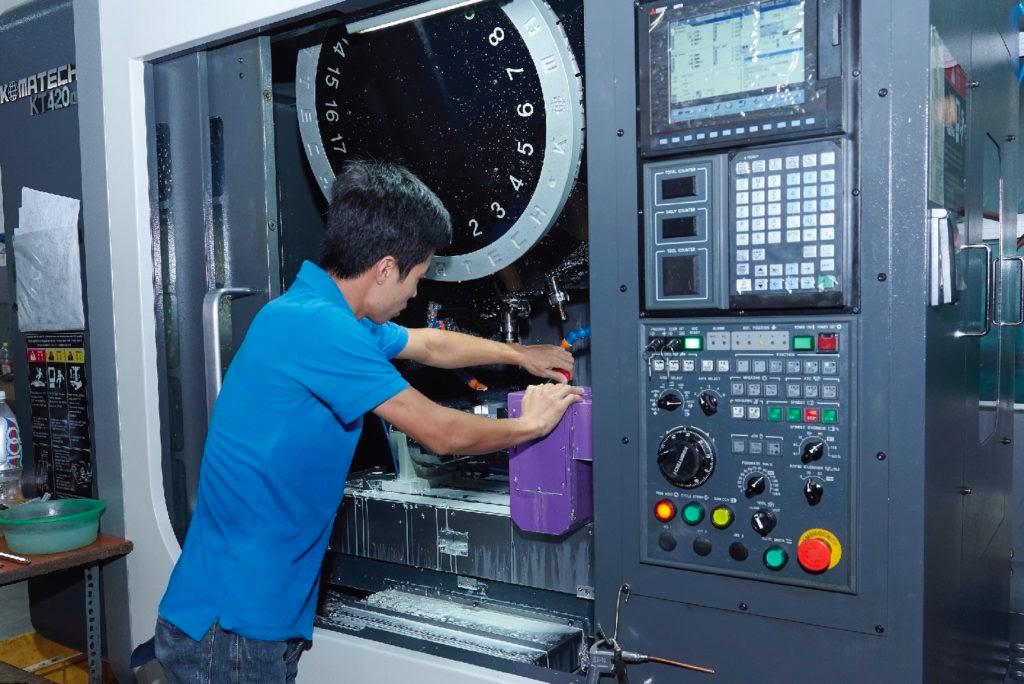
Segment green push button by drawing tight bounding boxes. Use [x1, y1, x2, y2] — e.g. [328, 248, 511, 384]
[764, 546, 788, 571]
[767, 407, 783, 422]
[822, 409, 838, 424]
[787, 407, 803, 423]
[683, 335, 703, 351]
[682, 502, 705, 526]
[818, 275, 838, 291]
[792, 335, 815, 351]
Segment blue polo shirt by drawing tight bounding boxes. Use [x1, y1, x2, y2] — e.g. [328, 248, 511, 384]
[159, 261, 409, 641]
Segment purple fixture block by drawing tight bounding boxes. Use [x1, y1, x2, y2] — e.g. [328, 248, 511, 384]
[507, 387, 593, 536]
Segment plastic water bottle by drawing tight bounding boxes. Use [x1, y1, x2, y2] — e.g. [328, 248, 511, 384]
[0, 392, 23, 502]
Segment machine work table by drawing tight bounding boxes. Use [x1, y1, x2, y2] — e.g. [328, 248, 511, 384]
[0, 534, 132, 684]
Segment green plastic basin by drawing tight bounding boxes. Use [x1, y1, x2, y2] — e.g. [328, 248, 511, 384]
[0, 498, 106, 555]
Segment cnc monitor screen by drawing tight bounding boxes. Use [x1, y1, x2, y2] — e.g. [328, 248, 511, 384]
[640, 0, 833, 152]
[669, 2, 805, 123]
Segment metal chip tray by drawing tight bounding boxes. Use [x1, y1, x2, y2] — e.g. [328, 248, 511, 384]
[316, 588, 584, 672]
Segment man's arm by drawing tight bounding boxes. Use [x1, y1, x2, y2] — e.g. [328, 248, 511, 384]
[396, 328, 574, 383]
[375, 384, 583, 455]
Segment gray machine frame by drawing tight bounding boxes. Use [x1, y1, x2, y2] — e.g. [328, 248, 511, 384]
[588, 0, 1018, 681]
[67, 0, 1021, 678]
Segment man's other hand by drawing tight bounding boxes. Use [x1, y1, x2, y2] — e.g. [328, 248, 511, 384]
[519, 384, 585, 440]
[513, 344, 575, 383]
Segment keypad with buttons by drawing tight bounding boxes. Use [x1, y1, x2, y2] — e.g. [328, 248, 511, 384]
[731, 141, 843, 301]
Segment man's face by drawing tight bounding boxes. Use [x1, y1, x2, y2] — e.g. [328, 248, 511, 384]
[368, 255, 432, 323]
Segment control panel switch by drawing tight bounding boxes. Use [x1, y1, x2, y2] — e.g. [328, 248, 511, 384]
[751, 509, 777, 536]
[744, 474, 766, 498]
[657, 391, 684, 412]
[803, 479, 824, 506]
[800, 438, 826, 464]
[711, 506, 734, 529]
[817, 333, 839, 353]
[681, 502, 705, 525]
[797, 538, 833, 574]
[654, 499, 676, 522]
[656, 428, 716, 488]
[763, 546, 788, 571]
[698, 391, 719, 416]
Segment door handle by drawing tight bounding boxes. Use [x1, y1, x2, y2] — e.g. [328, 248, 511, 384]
[929, 208, 957, 306]
[995, 255, 1024, 327]
[955, 244, 993, 338]
[203, 287, 260, 415]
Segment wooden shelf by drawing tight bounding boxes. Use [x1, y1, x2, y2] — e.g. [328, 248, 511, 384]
[0, 534, 132, 587]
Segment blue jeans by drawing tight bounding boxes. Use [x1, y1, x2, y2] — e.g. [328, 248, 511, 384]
[155, 616, 306, 684]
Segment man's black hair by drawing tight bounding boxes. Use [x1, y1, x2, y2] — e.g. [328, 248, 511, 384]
[319, 160, 452, 279]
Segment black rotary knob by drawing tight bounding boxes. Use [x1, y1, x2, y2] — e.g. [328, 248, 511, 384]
[745, 474, 767, 498]
[800, 438, 827, 464]
[657, 391, 684, 412]
[751, 509, 777, 537]
[698, 391, 719, 416]
[656, 428, 715, 488]
[804, 479, 824, 506]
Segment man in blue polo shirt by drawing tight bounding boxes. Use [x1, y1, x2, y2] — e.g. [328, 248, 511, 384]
[154, 161, 582, 682]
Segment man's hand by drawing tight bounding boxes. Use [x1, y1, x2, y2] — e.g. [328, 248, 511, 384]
[376, 384, 584, 456]
[518, 384, 585, 440]
[512, 344, 575, 383]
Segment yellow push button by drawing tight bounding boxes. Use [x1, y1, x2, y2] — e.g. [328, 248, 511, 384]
[711, 505, 734, 529]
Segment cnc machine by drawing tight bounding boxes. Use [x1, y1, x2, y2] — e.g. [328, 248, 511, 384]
[102, 0, 1023, 680]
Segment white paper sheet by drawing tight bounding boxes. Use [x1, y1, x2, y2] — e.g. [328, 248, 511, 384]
[14, 187, 84, 332]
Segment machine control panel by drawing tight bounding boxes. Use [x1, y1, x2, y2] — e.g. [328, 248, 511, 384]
[644, 138, 849, 311]
[641, 319, 853, 591]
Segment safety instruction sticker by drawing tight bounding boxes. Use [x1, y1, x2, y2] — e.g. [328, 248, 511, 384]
[798, 527, 843, 569]
[25, 332, 92, 498]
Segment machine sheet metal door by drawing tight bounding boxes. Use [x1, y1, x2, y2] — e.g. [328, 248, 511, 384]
[149, 38, 279, 542]
[956, 11, 1018, 671]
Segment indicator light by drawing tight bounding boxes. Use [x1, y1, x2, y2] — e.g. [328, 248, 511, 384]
[682, 502, 705, 525]
[683, 335, 704, 351]
[764, 546, 788, 570]
[817, 333, 839, 353]
[654, 499, 676, 522]
[822, 409, 838, 424]
[792, 335, 814, 351]
[711, 506, 734, 529]
[767, 407, 783, 422]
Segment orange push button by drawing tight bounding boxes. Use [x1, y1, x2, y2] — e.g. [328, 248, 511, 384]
[654, 499, 676, 522]
[797, 538, 832, 573]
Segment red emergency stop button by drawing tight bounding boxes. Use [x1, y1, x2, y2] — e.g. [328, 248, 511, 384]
[797, 538, 832, 574]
